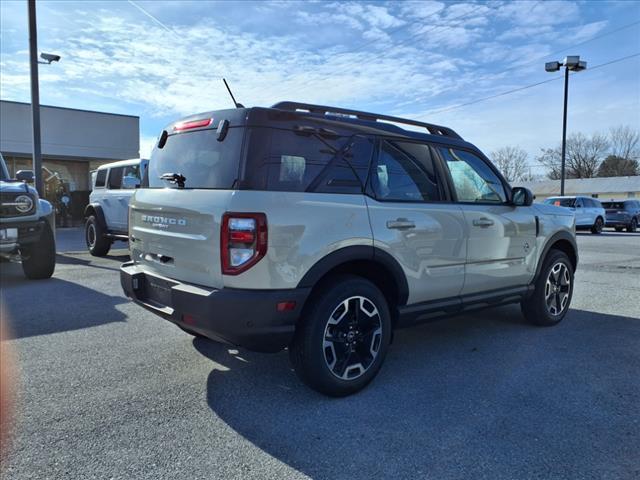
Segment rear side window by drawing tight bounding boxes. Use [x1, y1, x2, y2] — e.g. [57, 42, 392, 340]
[95, 169, 107, 188]
[371, 140, 441, 202]
[242, 128, 372, 193]
[108, 167, 123, 190]
[546, 198, 575, 207]
[148, 128, 243, 189]
[439, 147, 506, 203]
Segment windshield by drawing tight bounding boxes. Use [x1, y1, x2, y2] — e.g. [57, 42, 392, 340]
[0, 155, 9, 181]
[545, 197, 575, 207]
[146, 128, 244, 189]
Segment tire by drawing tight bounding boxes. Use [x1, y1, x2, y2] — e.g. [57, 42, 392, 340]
[627, 218, 637, 233]
[615, 227, 624, 232]
[85, 215, 111, 256]
[590, 216, 604, 234]
[21, 223, 56, 280]
[521, 249, 574, 327]
[289, 275, 392, 397]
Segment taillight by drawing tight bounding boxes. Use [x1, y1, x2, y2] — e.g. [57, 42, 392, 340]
[221, 212, 267, 275]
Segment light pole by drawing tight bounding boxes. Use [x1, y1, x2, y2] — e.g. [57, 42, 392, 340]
[545, 56, 587, 196]
[28, 0, 60, 197]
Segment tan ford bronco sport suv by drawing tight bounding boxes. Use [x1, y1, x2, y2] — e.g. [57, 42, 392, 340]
[121, 102, 578, 396]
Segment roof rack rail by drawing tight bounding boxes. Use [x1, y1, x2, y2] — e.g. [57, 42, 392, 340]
[271, 101, 463, 140]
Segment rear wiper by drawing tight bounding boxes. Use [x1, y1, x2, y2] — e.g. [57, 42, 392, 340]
[160, 172, 186, 188]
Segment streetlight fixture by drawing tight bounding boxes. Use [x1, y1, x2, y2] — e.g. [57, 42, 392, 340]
[545, 55, 587, 196]
[28, 0, 61, 197]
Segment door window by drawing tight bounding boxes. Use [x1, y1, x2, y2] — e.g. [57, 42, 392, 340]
[371, 141, 441, 202]
[439, 147, 506, 203]
[122, 164, 141, 189]
[575, 198, 583, 208]
[107, 167, 124, 190]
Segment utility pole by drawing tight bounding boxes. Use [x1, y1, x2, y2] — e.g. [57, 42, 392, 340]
[28, 0, 44, 197]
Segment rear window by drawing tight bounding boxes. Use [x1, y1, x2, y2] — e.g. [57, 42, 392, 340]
[602, 202, 625, 209]
[545, 198, 575, 207]
[147, 128, 244, 189]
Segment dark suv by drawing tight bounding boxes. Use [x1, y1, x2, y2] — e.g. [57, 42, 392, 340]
[602, 199, 640, 232]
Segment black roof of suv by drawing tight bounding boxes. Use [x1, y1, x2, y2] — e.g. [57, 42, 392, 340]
[164, 101, 474, 150]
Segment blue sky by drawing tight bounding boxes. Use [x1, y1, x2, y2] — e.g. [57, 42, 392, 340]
[1, 0, 639, 175]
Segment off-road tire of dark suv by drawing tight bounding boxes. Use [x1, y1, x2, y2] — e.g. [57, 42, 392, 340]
[521, 249, 574, 327]
[21, 223, 56, 280]
[86, 215, 111, 257]
[290, 275, 392, 397]
[628, 218, 637, 233]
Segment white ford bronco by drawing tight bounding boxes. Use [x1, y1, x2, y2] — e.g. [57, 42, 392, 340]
[0, 153, 56, 279]
[85, 158, 148, 256]
[121, 102, 578, 396]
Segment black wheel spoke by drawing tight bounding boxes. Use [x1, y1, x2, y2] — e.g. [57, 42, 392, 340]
[334, 350, 353, 377]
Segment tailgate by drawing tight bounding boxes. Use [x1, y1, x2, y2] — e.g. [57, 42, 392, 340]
[129, 188, 233, 289]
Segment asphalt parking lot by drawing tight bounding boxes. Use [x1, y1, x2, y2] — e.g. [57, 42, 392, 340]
[1, 230, 639, 479]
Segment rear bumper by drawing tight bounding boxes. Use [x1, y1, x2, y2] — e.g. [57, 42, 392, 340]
[120, 261, 310, 352]
[605, 219, 629, 227]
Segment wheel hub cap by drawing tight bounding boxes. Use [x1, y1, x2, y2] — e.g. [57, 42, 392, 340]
[323, 296, 382, 381]
[545, 262, 571, 316]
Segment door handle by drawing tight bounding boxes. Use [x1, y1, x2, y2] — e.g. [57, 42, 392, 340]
[387, 218, 416, 230]
[472, 217, 494, 228]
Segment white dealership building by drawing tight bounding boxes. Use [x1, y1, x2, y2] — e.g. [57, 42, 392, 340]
[0, 100, 139, 193]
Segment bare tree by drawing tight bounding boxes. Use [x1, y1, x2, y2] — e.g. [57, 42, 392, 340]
[490, 146, 530, 182]
[609, 125, 640, 161]
[538, 132, 609, 179]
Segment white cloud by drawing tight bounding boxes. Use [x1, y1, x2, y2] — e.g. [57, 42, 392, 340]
[139, 134, 158, 158]
[569, 20, 609, 43]
[0, 0, 636, 168]
[497, 0, 580, 27]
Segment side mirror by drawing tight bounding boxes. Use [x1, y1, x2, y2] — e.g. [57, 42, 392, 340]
[16, 170, 34, 183]
[122, 176, 140, 189]
[511, 187, 533, 207]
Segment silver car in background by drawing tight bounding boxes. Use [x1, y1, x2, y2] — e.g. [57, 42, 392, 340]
[544, 196, 606, 234]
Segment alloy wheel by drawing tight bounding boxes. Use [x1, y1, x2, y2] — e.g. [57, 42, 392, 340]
[323, 296, 383, 381]
[545, 262, 571, 316]
[86, 223, 96, 248]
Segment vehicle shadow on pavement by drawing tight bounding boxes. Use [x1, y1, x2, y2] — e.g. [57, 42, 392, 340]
[0, 262, 128, 339]
[55, 252, 130, 272]
[194, 305, 639, 479]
